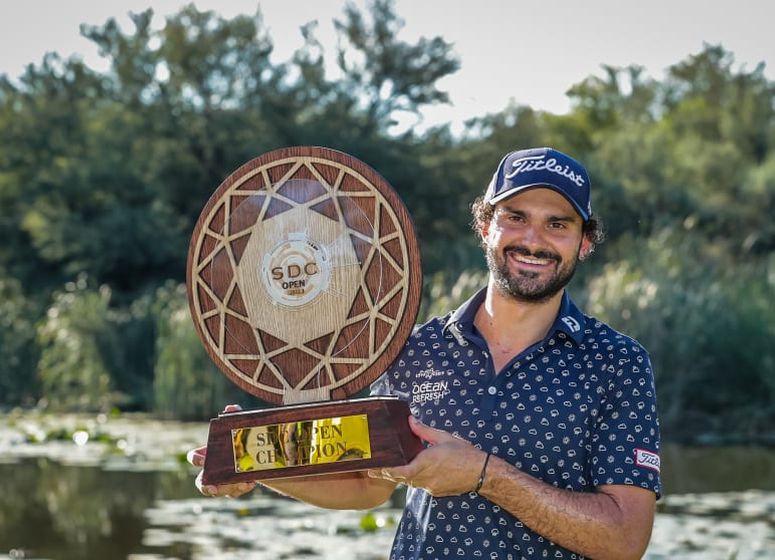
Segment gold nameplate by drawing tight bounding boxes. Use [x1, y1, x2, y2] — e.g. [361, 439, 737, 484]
[231, 414, 372, 473]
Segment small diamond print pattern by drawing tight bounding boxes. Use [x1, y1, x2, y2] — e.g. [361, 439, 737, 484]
[371, 289, 661, 560]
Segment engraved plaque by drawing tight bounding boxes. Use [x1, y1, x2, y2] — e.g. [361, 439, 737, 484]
[232, 414, 372, 473]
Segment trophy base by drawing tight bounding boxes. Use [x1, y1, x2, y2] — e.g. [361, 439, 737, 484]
[202, 396, 423, 485]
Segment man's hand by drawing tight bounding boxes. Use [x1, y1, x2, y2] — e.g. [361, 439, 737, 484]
[367, 416, 487, 497]
[186, 404, 258, 498]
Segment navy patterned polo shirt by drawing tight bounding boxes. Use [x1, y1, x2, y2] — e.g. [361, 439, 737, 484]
[371, 287, 661, 560]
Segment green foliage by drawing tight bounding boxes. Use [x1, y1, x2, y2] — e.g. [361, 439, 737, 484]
[152, 283, 246, 420]
[36, 277, 117, 411]
[333, 0, 459, 129]
[0, 272, 39, 406]
[359, 511, 380, 532]
[36, 276, 161, 412]
[358, 511, 396, 532]
[420, 269, 488, 322]
[579, 47, 775, 251]
[0, 0, 772, 440]
[584, 229, 775, 438]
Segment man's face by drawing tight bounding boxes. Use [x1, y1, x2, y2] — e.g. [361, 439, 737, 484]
[482, 188, 590, 303]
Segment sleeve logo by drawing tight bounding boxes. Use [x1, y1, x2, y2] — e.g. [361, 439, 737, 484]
[634, 448, 661, 473]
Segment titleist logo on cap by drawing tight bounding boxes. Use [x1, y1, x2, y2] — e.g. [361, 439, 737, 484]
[506, 155, 586, 187]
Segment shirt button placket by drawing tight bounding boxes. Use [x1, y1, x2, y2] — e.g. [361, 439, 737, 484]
[480, 349, 498, 412]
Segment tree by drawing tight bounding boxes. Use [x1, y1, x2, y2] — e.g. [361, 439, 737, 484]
[333, 0, 459, 132]
[0, 272, 39, 405]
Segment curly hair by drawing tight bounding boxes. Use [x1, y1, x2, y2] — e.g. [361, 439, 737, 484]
[470, 195, 606, 251]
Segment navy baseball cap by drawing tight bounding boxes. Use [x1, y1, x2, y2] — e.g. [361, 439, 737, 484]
[484, 147, 592, 220]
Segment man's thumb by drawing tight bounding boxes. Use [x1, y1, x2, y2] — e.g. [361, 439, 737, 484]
[408, 416, 454, 445]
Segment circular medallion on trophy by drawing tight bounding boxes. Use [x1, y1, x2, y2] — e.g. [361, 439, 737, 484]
[186, 147, 422, 405]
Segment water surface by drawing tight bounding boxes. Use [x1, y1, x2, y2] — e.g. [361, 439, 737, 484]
[2, 417, 774, 560]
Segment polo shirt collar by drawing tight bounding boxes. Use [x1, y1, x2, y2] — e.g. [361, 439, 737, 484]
[555, 290, 587, 344]
[444, 287, 587, 345]
[444, 287, 485, 336]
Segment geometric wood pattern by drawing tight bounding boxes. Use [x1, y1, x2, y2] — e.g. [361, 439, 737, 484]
[187, 147, 422, 405]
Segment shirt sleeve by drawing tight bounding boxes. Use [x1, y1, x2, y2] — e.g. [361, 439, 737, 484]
[590, 337, 662, 498]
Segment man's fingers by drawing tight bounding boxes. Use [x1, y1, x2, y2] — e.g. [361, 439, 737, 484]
[191, 405, 240, 468]
[217, 481, 257, 498]
[408, 416, 458, 445]
[187, 446, 207, 467]
[367, 459, 419, 484]
[190, 405, 254, 498]
[194, 470, 208, 494]
[367, 468, 406, 483]
[195, 470, 257, 498]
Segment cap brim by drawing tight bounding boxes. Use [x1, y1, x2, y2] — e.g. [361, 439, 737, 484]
[487, 183, 590, 221]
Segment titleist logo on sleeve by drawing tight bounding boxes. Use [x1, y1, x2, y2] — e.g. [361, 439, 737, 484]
[506, 155, 586, 187]
[635, 448, 661, 472]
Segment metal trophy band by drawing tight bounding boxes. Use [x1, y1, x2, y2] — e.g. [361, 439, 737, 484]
[186, 146, 423, 484]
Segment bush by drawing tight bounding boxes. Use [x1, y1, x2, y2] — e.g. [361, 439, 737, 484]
[584, 229, 775, 439]
[420, 269, 488, 322]
[152, 283, 253, 420]
[0, 273, 40, 406]
[37, 276, 118, 411]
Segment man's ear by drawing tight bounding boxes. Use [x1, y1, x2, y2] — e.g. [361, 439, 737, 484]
[579, 235, 594, 261]
[480, 221, 489, 242]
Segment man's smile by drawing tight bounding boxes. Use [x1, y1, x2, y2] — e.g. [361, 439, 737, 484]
[504, 247, 560, 270]
[510, 253, 554, 266]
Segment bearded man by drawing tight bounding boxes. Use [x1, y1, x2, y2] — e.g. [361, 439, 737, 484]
[190, 147, 661, 560]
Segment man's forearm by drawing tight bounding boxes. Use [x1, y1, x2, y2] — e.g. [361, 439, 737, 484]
[480, 456, 655, 560]
[261, 471, 398, 510]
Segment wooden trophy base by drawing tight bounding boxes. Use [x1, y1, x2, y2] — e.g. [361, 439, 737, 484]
[202, 397, 423, 485]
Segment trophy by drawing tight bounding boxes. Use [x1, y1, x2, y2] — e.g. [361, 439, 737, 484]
[187, 147, 424, 484]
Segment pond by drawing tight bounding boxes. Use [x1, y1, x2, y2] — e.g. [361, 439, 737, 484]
[1, 414, 774, 559]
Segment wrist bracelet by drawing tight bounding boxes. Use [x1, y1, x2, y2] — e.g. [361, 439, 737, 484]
[474, 452, 491, 493]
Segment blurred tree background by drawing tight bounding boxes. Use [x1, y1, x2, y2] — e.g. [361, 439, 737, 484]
[0, 0, 773, 439]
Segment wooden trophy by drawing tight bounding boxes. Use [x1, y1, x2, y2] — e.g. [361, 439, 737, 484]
[186, 147, 424, 484]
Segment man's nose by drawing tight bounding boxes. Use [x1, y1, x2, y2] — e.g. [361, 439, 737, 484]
[519, 224, 546, 248]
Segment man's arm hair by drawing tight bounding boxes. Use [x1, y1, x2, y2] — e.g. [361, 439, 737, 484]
[480, 455, 655, 560]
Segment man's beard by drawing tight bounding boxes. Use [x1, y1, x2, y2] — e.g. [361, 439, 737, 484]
[485, 244, 580, 303]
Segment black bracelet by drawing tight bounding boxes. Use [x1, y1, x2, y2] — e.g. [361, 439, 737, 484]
[474, 453, 491, 493]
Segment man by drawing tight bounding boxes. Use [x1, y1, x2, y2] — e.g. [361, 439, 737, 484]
[189, 147, 661, 560]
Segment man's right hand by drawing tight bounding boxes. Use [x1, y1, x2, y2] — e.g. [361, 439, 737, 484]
[187, 404, 258, 498]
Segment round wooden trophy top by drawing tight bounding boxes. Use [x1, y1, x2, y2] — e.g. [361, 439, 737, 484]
[186, 147, 422, 405]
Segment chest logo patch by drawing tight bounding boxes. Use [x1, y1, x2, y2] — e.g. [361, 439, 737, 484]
[411, 379, 450, 405]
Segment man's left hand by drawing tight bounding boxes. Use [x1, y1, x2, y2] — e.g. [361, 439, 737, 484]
[367, 416, 487, 497]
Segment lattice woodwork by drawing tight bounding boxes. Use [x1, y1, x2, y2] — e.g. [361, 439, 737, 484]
[187, 147, 422, 405]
